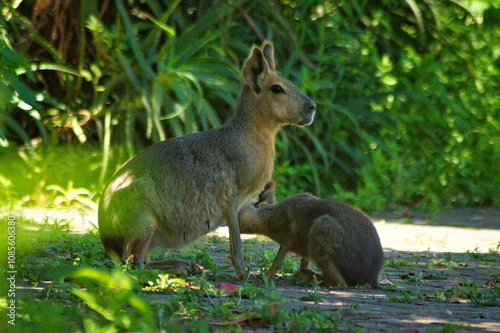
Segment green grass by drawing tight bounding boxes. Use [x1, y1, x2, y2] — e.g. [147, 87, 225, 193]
[385, 259, 408, 271]
[428, 323, 473, 333]
[0, 216, 351, 332]
[448, 280, 500, 307]
[467, 247, 500, 266]
[2, 213, 500, 332]
[382, 251, 500, 308]
[426, 253, 468, 269]
[387, 290, 416, 304]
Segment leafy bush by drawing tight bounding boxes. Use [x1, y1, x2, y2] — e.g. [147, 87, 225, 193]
[1, 0, 499, 209]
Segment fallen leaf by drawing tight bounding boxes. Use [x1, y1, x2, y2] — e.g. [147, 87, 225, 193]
[268, 303, 281, 313]
[379, 278, 394, 285]
[485, 275, 499, 286]
[218, 283, 241, 294]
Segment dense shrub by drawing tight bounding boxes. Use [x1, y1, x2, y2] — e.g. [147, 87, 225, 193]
[1, 0, 499, 210]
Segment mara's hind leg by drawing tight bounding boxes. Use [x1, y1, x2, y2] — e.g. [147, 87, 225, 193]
[313, 260, 345, 287]
[100, 234, 125, 262]
[309, 216, 346, 287]
[124, 234, 153, 266]
[143, 228, 202, 276]
[299, 258, 311, 270]
[293, 257, 324, 284]
[122, 214, 158, 266]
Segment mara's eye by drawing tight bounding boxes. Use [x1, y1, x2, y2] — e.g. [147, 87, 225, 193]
[270, 84, 286, 94]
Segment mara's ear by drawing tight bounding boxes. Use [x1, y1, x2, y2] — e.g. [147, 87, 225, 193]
[243, 46, 271, 93]
[262, 42, 276, 71]
[255, 181, 275, 207]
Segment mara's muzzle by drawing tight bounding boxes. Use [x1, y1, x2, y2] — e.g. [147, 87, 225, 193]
[298, 100, 316, 126]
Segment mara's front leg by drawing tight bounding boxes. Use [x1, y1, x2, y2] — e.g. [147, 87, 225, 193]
[226, 195, 248, 279]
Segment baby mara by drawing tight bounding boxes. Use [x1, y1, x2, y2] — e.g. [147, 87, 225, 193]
[239, 182, 384, 288]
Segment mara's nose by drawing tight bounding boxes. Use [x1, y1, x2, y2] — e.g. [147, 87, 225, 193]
[306, 101, 316, 114]
[299, 100, 316, 126]
[308, 102, 316, 112]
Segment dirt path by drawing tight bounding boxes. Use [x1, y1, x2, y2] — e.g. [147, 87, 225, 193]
[174, 207, 500, 332]
[208, 221, 500, 332]
[16, 207, 500, 332]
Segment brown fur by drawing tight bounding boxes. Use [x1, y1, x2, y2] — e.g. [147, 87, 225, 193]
[98, 42, 316, 279]
[239, 183, 384, 287]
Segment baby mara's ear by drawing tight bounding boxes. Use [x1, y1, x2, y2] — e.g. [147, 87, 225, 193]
[254, 181, 275, 208]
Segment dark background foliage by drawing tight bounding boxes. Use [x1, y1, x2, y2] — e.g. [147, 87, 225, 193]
[1, 0, 499, 211]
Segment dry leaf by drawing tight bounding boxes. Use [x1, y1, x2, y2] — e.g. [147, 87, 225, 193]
[268, 303, 281, 313]
[218, 283, 241, 294]
[485, 275, 499, 286]
[379, 278, 394, 285]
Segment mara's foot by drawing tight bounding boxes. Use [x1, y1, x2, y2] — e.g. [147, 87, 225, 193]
[148, 259, 202, 275]
[293, 269, 323, 284]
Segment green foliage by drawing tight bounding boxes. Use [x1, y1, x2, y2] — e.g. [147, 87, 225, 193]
[385, 259, 408, 271]
[347, 0, 500, 208]
[69, 267, 157, 331]
[428, 323, 473, 333]
[1, 0, 499, 209]
[6, 299, 83, 333]
[0, 145, 102, 208]
[14, 218, 106, 282]
[0, 18, 46, 150]
[387, 290, 416, 304]
[45, 181, 97, 210]
[448, 279, 500, 307]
